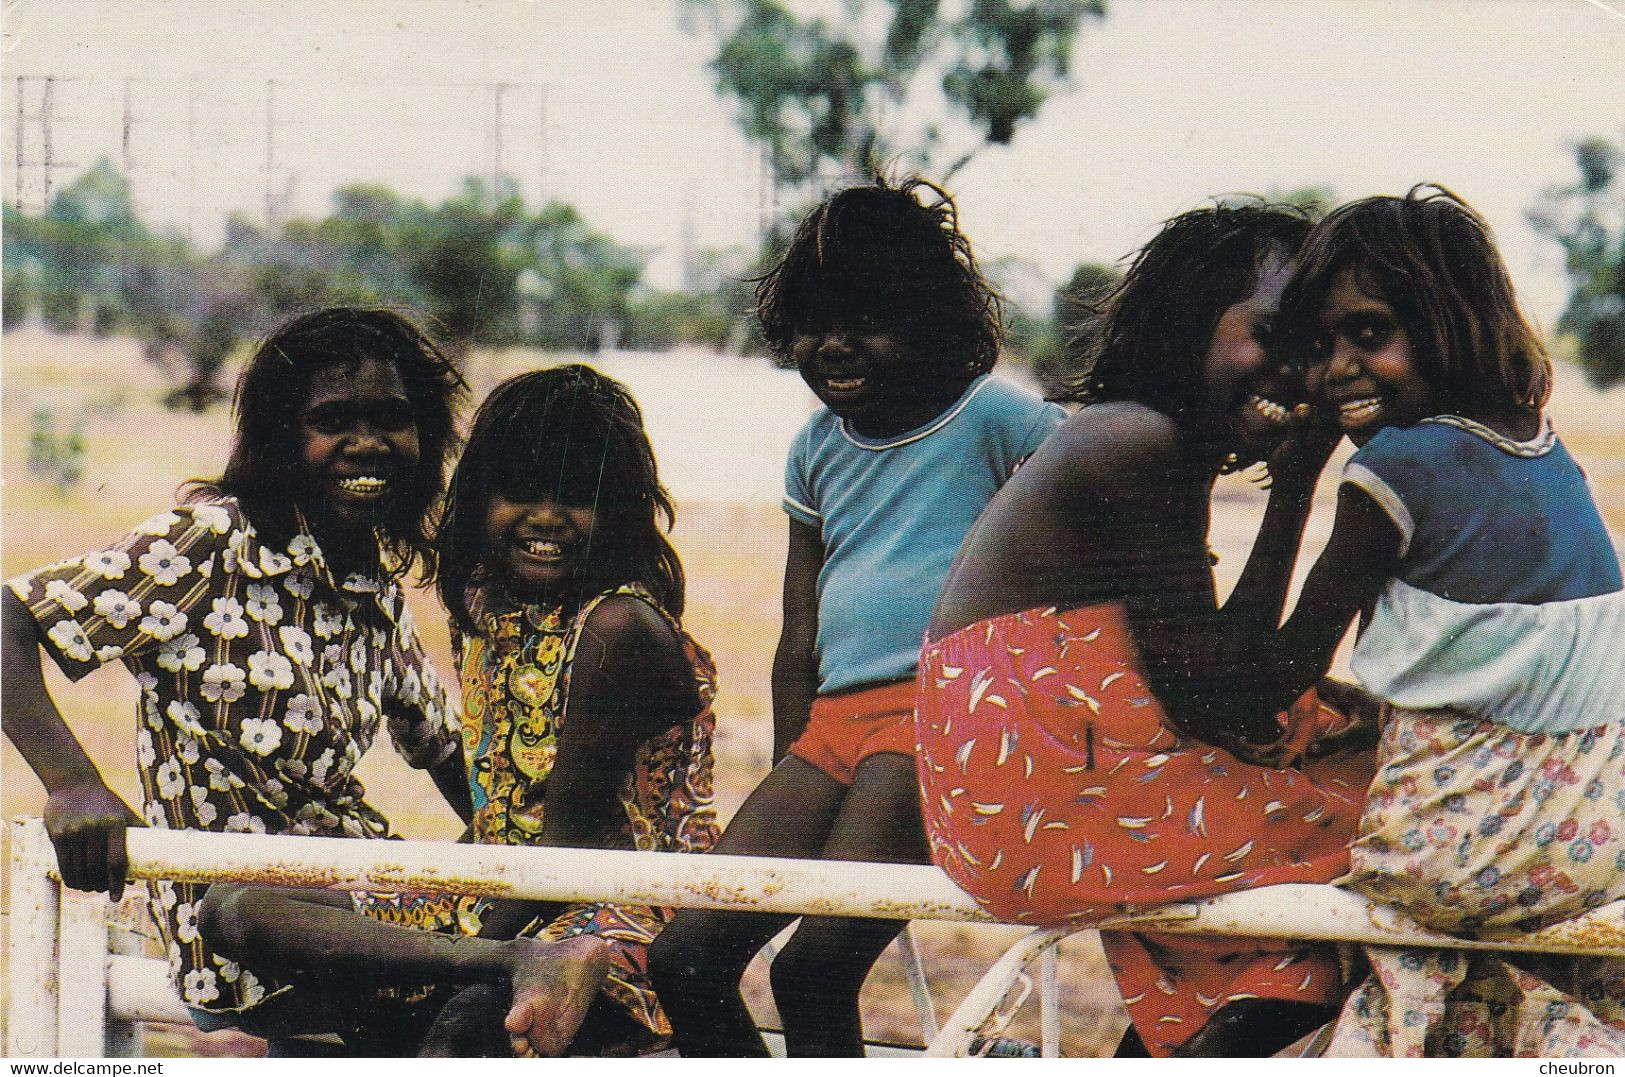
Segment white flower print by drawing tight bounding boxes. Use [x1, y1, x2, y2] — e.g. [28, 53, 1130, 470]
[137, 730, 156, 768]
[215, 957, 242, 983]
[200, 662, 246, 704]
[244, 583, 284, 626]
[312, 604, 344, 640]
[258, 548, 292, 575]
[283, 694, 324, 735]
[175, 900, 200, 943]
[140, 601, 187, 642]
[156, 759, 185, 800]
[288, 533, 320, 566]
[355, 697, 379, 730]
[238, 972, 266, 1007]
[278, 625, 314, 665]
[190, 786, 216, 826]
[136, 510, 182, 536]
[285, 568, 315, 600]
[177, 737, 202, 765]
[156, 632, 206, 674]
[182, 968, 220, 1006]
[225, 811, 267, 834]
[166, 700, 205, 738]
[247, 649, 295, 691]
[84, 549, 132, 580]
[349, 638, 368, 674]
[47, 619, 93, 662]
[202, 597, 248, 641]
[95, 644, 125, 662]
[366, 670, 384, 707]
[239, 717, 283, 757]
[322, 664, 353, 700]
[262, 778, 288, 808]
[138, 540, 191, 586]
[44, 579, 89, 613]
[321, 643, 343, 667]
[311, 747, 337, 787]
[204, 758, 242, 792]
[342, 573, 379, 594]
[399, 666, 424, 706]
[192, 505, 232, 534]
[92, 589, 141, 629]
[144, 802, 167, 826]
[194, 554, 214, 581]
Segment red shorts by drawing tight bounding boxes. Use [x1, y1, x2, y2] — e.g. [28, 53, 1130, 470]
[788, 679, 918, 786]
[916, 603, 1376, 1055]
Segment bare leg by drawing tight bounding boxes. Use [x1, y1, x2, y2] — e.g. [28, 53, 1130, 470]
[770, 752, 929, 1057]
[198, 883, 608, 1055]
[646, 756, 849, 1057]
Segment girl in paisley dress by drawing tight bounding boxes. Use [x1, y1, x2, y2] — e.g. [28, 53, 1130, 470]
[420, 364, 719, 1056]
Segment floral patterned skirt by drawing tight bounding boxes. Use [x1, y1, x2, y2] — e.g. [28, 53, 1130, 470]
[1324, 708, 1625, 1057]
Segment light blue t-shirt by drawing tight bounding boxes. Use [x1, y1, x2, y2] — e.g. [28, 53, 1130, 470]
[1343, 414, 1624, 733]
[784, 374, 1066, 694]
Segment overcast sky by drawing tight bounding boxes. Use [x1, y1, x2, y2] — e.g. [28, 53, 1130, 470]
[5, 0, 1623, 322]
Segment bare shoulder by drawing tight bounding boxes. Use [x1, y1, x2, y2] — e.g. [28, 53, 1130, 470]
[579, 593, 684, 664]
[1029, 402, 1187, 497]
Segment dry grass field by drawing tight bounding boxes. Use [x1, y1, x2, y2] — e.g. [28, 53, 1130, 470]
[3, 327, 1621, 1056]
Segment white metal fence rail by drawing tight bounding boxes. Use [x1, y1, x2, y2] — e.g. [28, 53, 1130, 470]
[9, 817, 1625, 1057]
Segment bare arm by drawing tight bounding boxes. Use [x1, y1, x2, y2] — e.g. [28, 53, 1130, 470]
[771, 518, 823, 763]
[2, 588, 140, 898]
[477, 595, 697, 939]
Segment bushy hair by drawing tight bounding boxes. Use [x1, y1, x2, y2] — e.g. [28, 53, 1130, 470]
[1065, 203, 1313, 428]
[194, 307, 464, 580]
[1276, 184, 1551, 420]
[756, 175, 1002, 381]
[436, 364, 684, 633]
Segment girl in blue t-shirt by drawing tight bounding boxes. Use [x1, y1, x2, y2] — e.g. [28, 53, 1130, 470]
[648, 177, 1063, 1056]
[1263, 186, 1625, 1054]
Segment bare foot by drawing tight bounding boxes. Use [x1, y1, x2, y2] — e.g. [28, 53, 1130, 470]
[502, 935, 612, 1056]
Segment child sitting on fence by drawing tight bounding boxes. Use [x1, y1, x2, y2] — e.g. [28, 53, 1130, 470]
[2, 309, 607, 1056]
[648, 176, 1066, 1056]
[918, 204, 1378, 1057]
[405, 365, 720, 1057]
[1266, 186, 1625, 1056]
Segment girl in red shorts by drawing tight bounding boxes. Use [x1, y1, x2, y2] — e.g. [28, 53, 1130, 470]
[922, 204, 1377, 1057]
[648, 177, 1064, 1056]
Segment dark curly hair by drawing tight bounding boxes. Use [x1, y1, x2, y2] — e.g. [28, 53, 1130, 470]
[756, 175, 1002, 382]
[436, 364, 684, 634]
[1276, 184, 1551, 423]
[1065, 202, 1313, 434]
[190, 307, 465, 581]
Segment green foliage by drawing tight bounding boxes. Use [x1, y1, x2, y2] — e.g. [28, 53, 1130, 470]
[684, 0, 1104, 190]
[1018, 261, 1121, 396]
[27, 406, 88, 496]
[1529, 136, 1625, 389]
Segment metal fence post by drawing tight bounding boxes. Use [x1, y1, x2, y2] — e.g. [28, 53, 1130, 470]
[7, 818, 61, 1057]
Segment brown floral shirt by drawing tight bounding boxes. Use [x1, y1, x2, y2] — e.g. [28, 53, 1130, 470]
[9, 496, 458, 1013]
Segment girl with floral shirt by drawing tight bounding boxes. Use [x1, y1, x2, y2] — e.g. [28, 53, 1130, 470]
[3, 309, 607, 1056]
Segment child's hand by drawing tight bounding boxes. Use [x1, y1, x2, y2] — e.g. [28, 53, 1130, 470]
[43, 777, 142, 900]
[1266, 403, 1341, 494]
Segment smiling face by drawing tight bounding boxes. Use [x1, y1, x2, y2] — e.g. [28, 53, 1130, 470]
[1200, 252, 1300, 463]
[297, 356, 420, 550]
[1310, 270, 1435, 445]
[790, 316, 963, 439]
[483, 493, 599, 603]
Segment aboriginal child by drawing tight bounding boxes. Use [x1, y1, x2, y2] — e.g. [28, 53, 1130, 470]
[414, 365, 720, 1057]
[919, 204, 1379, 1057]
[3, 309, 606, 1056]
[647, 177, 1066, 1056]
[1263, 186, 1625, 1055]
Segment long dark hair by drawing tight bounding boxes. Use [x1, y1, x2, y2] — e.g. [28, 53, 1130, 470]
[1066, 203, 1313, 432]
[189, 307, 465, 580]
[756, 175, 1002, 382]
[436, 364, 684, 634]
[1277, 184, 1551, 422]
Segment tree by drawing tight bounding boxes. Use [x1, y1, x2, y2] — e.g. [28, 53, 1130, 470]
[684, 0, 1105, 192]
[1529, 137, 1625, 388]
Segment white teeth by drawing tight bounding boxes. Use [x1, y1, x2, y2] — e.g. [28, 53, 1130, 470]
[1247, 395, 1289, 425]
[338, 476, 387, 493]
[522, 540, 564, 557]
[825, 377, 866, 392]
[1338, 398, 1382, 426]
